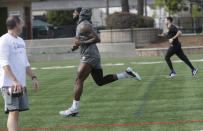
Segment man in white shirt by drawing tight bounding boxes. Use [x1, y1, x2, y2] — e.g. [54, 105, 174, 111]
[0, 16, 39, 131]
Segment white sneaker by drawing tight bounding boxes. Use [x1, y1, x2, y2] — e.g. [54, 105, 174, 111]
[59, 108, 78, 117]
[126, 67, 142, 80]
[166, 72, 176, 78]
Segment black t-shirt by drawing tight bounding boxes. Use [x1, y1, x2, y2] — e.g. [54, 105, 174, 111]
[167, 24, 180, 45]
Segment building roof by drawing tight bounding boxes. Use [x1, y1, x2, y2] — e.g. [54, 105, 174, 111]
[32, 20, 53, 27]
[32, 0, 155, 11]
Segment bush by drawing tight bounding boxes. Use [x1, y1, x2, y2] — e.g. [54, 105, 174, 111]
[106, 12, 154, 29]
[46, 10, 74, 26]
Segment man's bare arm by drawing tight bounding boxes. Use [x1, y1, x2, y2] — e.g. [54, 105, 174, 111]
[81, 24, 100, 44]
[75, 24, 100, 46]
[26, 66, 35, 78]
[26, 66, 39, 92]
[3, 65, 22, 87]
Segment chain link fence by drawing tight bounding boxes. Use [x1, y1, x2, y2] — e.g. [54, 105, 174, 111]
[157, 17, 203, 34]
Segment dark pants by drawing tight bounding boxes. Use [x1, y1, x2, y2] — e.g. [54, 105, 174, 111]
[165, 43, 194, 71]
[91, 69, 116, 86]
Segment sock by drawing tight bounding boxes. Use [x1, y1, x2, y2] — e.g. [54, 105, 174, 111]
[71, 100, 79, 110]
[117, 72, 127, 79]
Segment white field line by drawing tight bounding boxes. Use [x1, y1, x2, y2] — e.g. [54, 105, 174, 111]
[31, 59, 203, 70]
[130, 59, 203, 65]
[40, 65, 77, 70]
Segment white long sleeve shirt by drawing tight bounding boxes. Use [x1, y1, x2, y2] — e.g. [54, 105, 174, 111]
[0, 33, 30, 88]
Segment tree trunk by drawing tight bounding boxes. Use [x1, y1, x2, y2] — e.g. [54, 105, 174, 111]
[106, 0, 109, 16]
[138, 0, 144, 15]
[121, 0, 129, 12]
[144, 0, 148, 16]
[189, 0, 193, 17]
[189, 0, 194, 33]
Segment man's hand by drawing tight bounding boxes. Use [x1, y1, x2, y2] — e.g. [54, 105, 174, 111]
[162, 32, 166, 36]
[26, 67, 39, 92]
[7, 80, 25, 97]
[71, 45, 79, 51]
[74, 37, 84, 46]
[13, 80, 23, 91]
[169, 38, 173, 44]
[32, 78, 39, 92]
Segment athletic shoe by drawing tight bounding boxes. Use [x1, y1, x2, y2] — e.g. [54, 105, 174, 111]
[59, 108, 78, 117]
[166, 72, 176, 78]
[192, 68, 198, 77]
[126, 67, 142, 80]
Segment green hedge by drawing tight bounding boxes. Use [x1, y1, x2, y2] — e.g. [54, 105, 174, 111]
[106, 12, 154, 29]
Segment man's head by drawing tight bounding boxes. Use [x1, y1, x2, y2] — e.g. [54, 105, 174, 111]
[73, 7, 82, 23]
[6, 16, 24, 35]
[78, 8, 92, 24]
[165, 17, 173, 26]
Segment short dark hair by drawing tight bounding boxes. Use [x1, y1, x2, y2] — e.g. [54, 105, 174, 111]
[166, 17, 173, 23]
[6, 16, 21, 30]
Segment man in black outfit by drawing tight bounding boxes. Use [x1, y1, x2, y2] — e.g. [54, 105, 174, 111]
[162, 17, 198, 78]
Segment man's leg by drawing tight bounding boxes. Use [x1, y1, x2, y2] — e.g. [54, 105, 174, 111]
[165, 46, 177, 78]
[165, 46, 176, 72]
[7, 111, 19, 131]
[176, 48, 194, 70]
[2, 87, 21, 131]
[91, 69, 117, 86]
[91, 67, 141, 87]
[59, 62, 92, 117]
[74, 62, 92, 101]
[176, 48, 198, 77]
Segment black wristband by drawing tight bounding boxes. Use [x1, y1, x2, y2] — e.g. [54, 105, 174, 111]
[32, 76, 37, 80]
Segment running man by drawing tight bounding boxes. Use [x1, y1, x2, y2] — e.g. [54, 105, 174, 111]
[162, 17, 198, 78]
[59, 8, 141, 117]
[0, 16, 39, 130]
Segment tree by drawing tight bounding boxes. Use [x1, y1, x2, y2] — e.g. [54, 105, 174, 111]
[137, 0, 144, 16]
[187, 0, 202, 17]
[46, 10, 74, 26]
[154, 0, 186, 15]
[121, 0, 129, 12]
[190, 0, 201, 5]
[0, 7, 7, 36]
[192, 5, 201, 17]
[106, 12, 154, 29]
[165, 0, 186, 15]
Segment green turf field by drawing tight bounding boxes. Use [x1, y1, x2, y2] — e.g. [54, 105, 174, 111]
[0, 54, 203, 131]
